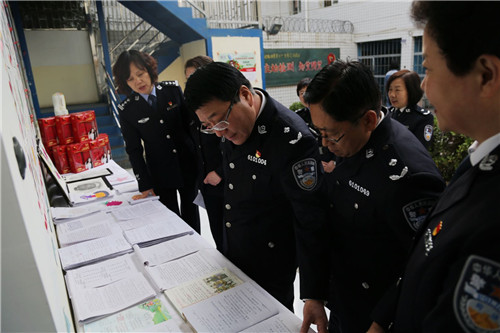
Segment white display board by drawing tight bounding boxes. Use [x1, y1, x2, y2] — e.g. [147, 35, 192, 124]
[0, 2, 74, 331]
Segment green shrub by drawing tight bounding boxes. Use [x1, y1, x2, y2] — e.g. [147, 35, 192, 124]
[428, 117, 474, 183]
[289, 101, 304, 111]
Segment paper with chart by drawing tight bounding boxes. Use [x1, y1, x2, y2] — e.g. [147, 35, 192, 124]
[51, 205, 103, 222]
[146, 250, 224, 291]
[65, 254, 141, 298]
[58, 233, 132, 270]
[56, 212, 121, 247]
[71, 272, 156, 323]
[123, 220, 193, 247]
[136, 233, 213, 266]
[181, 281, 279, 333]
[110, 200, 170, 221]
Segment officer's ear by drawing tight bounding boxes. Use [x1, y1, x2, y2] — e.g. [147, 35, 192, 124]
[239, 85, 252, 105]
[360, 110, 379, 132]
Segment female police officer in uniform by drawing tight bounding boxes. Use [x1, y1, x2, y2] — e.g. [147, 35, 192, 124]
[113, 50, 199, 231]
[387, 69, 434, 149]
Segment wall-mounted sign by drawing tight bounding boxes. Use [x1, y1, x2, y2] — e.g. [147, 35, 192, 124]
[216, 51, 258, 84]
[264, 48, 340, 87]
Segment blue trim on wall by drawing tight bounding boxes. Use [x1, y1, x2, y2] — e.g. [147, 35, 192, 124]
[9, 1, 41, 118]
[97, 1, 113, 84]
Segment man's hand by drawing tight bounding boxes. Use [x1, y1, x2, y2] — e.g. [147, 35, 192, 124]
[366, 321, 386, 333]
[132, 189, 156, 200]
[203, 171, 222, 186]
[322, 160, 336, 173]
[300, 300, 328, 333]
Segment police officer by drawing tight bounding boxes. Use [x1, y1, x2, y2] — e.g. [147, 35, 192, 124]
[184, 62, 330, 311]
[369, 2, 500, 332]
[296, 77, 336, 173]
[301, 60, 445, 333]
[387, 69, 434, 149]
[113, 50, 200, 231]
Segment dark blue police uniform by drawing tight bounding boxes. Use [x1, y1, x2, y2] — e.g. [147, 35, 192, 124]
[372, 143, 500, 333]
[118, 81, 200, 231]
[325, 114, 445, 332]
[389, 104, 434, 149]
[220, 88, 330, 310]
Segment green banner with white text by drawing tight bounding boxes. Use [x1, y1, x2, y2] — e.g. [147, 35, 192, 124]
[264, 48, 340, 87]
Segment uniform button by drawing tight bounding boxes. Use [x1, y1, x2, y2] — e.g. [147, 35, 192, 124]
[160, 119, 164, 124]
[268, 242, 275, 248]
[198, 145, 202, 149]
[166, 134, 171, 139]
[252, 175, 257, 180]
[196, 127, 200, 131]
[382, 144, 389, 150]
[225, 222, 232, 228]
[229, 163, 235, 169]
[396, 277, 402, 286]
[225, 204, 231, 210]
[362, 282, 370, 289]
[329, 203, 334, 208]
[336, 180, 340, 185]
[354, 203, 359, 209]
[228, 183, 234, 190]
[172, 149, 177, 153]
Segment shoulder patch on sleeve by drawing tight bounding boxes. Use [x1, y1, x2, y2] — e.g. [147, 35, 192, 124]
[402, 198, 436, 231]
[292, 158, 318, 191]
[454, 255, 500, 332]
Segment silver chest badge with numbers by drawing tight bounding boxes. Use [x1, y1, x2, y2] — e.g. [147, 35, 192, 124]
[454, 255, 500, 332]
[292, 158, 317, 191]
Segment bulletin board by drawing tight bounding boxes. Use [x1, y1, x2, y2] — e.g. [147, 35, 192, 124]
[1, 2, 74, 331]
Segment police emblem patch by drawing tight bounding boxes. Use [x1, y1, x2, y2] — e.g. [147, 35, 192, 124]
[292, 158, 317, 191]
[402, 198, 436, 231]
[424, 124, 433, 141]
[454, 255, 500, 332]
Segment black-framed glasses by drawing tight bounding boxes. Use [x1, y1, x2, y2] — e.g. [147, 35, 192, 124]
[317, 112, 366, 144]
[200, 89, 239, 134]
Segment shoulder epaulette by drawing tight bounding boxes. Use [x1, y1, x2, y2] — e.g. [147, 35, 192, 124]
[159, 80, 179, 88]
[118, 97, 131, 111]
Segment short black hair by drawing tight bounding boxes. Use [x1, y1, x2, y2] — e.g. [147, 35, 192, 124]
[304, 60, 381, 123]
[184, 55, 213, 72]
[386, 69, 423, 106]
[412, 1, 500, 76]
[112, 50, 158, 95]
[296, 77, 312, 96]
[184, 62, 252, 113]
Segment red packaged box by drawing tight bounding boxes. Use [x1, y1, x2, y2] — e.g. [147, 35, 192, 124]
[70, 111, 98, 143]
[55, 115, 74, 144]
[66, 141, 92, 173]
[52, 145, 71, 174]
[38, 117, 58, 148]
[89, 134, 111, 167]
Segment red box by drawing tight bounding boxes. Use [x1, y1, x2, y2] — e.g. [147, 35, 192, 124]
[66, 141, 92, 173]
[52, 145, 71, 174]
[38, 117, 58, 147]
[89, 134, 111, 167]
[55, 115, 74, 145]
[70, 111, 98, 143]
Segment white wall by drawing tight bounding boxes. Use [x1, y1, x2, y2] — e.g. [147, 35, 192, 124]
[25, 30, 99, 108]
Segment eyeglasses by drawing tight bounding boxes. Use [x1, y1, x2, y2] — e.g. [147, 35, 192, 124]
[200, 89, 239, 134]
[317, 112, 366, 144]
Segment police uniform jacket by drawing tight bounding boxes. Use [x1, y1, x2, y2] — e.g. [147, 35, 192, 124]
[326, 115, 444, 331]
[221, 88, 330, 300]
[389, 104, 434, 149]
[372, 143, 500, 333]
[118, 81, 197, 192]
